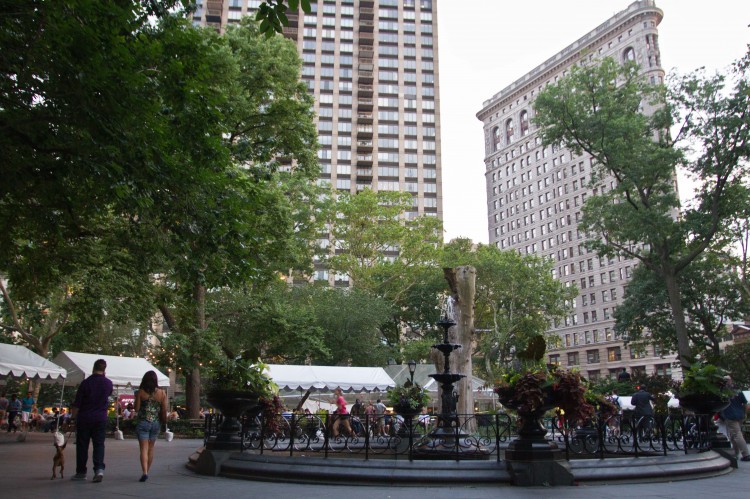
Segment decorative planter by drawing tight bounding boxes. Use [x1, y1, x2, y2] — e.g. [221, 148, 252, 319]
[498, 386, 557, 438]
[394, 403, 423, 418]
[677, 394, 730, 415]
[205, 389, 261, 450]
[677, 393, 731, 450]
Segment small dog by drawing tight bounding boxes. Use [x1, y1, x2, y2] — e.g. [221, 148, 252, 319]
[51, 441, 67, 479]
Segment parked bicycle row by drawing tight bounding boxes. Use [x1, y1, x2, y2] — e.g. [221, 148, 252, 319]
[201, 411, 718, 461]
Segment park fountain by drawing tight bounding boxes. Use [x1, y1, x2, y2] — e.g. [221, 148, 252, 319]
[413, 296, 488, 459]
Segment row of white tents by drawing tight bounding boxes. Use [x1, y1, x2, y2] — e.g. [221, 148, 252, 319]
[0, 344, 398, 394]
[0, 344, 169, 388]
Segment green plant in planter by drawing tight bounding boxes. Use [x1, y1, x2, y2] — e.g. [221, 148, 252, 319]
[675, 362, 734, 399]
[387, 380, 430, 412]
[493, 334, 593, 425]
[208, 357, 278, 399]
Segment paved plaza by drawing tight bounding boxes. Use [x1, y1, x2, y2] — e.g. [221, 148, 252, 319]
[1, 431, 748, 499]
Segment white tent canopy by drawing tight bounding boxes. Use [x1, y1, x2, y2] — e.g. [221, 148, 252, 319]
[52, 351, 169, 388]
[384, 364, 491, 394]
[267, 364, 395, 393]
[0, 344, 67, 383]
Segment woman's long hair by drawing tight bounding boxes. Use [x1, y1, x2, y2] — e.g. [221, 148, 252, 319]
[139, 370, 159, 395]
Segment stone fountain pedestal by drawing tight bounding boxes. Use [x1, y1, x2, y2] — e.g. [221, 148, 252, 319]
[412, 315, 490, 460]
[504, 437, 573, 486]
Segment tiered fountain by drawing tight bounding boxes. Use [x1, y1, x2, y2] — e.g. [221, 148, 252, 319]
[413, 297, 488, 459]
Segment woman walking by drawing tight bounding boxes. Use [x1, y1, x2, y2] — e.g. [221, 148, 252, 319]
[134, 371, 167, 482]
[331, 387, 353, 438]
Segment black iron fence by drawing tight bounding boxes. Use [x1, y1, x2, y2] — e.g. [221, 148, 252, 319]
[202, 411, 717, 461]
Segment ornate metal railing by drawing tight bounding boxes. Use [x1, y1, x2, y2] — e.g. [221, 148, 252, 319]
[202, 411, 715, 461]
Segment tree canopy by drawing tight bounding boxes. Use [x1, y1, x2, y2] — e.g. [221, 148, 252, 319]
[441, 240, 575, 379]
[533, 54, 750, 367]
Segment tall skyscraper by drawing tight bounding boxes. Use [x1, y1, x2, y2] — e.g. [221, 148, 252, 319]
[477, 1, 668, 380]
[193, 1, 443, 284]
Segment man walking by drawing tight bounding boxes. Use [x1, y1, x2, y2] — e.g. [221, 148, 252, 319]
[630, 384, 654, 445]
[6, 394, 21, 433]
[375, 399, 387, 436]
[20, 390, 35, 431]
[719, 377, 750, 462]
[70, 359, 113, 482]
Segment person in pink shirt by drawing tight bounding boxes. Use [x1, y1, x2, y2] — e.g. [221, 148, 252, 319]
[331, 387, 353, 438]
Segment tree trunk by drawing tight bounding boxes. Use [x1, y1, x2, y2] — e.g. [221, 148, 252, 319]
[186, 282, 206, 419]
[663, 269, 692, 368]
[443, 266, 476, 427]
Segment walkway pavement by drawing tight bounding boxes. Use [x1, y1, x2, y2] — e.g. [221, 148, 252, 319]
[1, 431, 748, 499]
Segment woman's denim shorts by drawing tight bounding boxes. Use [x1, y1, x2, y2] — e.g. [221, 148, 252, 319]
[136, 419, 161, 441]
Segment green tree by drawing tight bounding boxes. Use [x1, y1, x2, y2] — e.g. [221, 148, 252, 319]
[1, 4, 319, 417]
[533, 55, 750, 367]
[723, 342, 750, 388]
[203, 282, 330, 366]
[440, 240, 576, 379]
[0, 0, 204, 359]
[615, 254, 749, 364]
[325, 189, 444, 347]
[149, 18, 318, 416]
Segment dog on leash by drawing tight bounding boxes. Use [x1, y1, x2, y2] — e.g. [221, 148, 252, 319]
[51, 440, 67, 479]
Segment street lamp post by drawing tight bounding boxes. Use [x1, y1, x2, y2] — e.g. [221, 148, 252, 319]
[408, 359, 416, 385]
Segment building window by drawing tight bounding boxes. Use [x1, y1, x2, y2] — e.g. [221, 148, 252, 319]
[623, 47, 636, 62]
[588, 370, 601, 381]
[630, 345, 647, 359]
[549, 354, 560, 366]
[587, 349, 600, 364]
[505, 119, 514, 144]
[567, 352, 579, 366]
[607, 347, 621, 362]
[520, 110, 529, 136]
[655, 364, 672, 376]
[493, 126, 501, 151]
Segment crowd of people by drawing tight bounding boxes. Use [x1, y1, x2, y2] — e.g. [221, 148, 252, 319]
[323, 390, 431, 438]
[0, 391, 73, 433]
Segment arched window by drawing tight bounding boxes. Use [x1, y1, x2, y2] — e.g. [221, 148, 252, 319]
[520, 110, 529, 136]
[505, 119, 514, 144]
[623, 47, 635, 62]
[493, 126, 501, 151]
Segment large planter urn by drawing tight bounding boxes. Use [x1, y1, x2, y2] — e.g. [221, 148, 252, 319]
[498, 385, 557, 438]
[502, 386, 565, 464]
[394, 402, 423, 418]
[205, 389, 261, 450]
[677, 393, 730, 415]
[677, 393, 731, 450]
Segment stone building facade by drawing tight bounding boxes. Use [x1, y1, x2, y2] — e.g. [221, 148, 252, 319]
[476, 1, 672, 380]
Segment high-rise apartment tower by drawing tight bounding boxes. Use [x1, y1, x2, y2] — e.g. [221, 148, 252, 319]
[194, 0, 443, 285]
[477, 1, 669, 380]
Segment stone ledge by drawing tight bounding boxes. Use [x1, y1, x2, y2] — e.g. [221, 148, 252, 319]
[187, 447, 734, 486]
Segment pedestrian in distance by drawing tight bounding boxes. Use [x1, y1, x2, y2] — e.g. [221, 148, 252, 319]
[70, 358, 113, 482]
[0, 391, 8, 428]
[21, 390, 35, 432]
[630, 384, 655, 445]
[6, 393, 21, 433]
[134, 370, 168, 482]
[375, 399, 387, 436]
[331, 387, 353, 438]
[617, 368, 631, 382]
[719, 376, 750, 462]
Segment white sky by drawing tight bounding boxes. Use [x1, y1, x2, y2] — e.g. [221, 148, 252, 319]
[437, 0, 749, 244]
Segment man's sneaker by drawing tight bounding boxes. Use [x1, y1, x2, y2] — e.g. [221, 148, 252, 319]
[93, 470, 104, 483]
[71, 473, 86, 481]
[740, 455, 750, 462]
